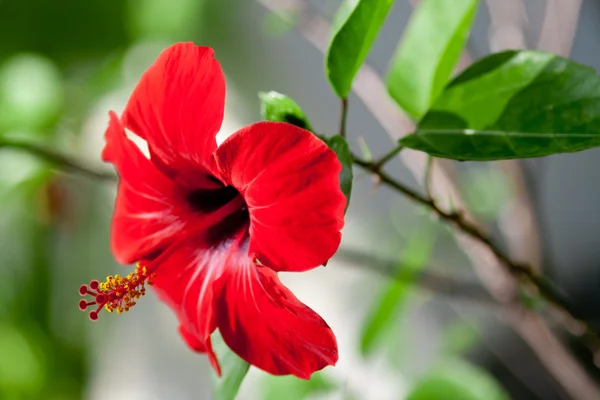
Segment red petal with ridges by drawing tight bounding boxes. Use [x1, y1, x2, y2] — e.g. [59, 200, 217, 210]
[102, 111, 187, 264]
[213, 257, 338, 379]
[150, 236, 244, 375]
[179, 325, 221, 376]
[121, 42, 225, 184]
[214, 121, 345, 272]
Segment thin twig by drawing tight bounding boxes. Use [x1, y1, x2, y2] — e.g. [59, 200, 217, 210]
[339, 98, 348, 138]
[336, 247, 495, 306]
[372, 144, 404, 172]
[0, 138, 116, 182]
[351, 153, 598, 338]
[424, 155, 434, 200]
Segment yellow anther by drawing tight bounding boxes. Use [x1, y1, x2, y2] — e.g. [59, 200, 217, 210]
[87, 263, 151, 319]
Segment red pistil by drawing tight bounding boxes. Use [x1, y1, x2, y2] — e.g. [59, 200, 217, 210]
[78, 263, 155, 320]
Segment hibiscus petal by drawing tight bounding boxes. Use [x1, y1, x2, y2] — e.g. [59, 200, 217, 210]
[214, 122, 346, 272]
[179, 325, 221, 376]
[150, 237, 237, 374]
[103, 111, 186, 264]
[121, 42, 225, 181]
[214, 259, 338, 379]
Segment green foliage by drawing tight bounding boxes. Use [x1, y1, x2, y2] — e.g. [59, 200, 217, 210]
[326, 0, 395, 98]
[406, 359, 509, 400]
[0, 324, 45, 397]
[211, 330, 250, 400]
[127, 0, 206, 40]
[0, 54, 63, 132]
[261, 372, 336, 400]
[262, 10, 298, 38]
[460, 166, 512, 221]
[387, 0, 479, 120]
[360, 225, 437, 356]
[0, 0, 128, 66]
[441, 322, 480, 355]
[402, 50, 600, 160]
[259, 91, 313, 131]
[325, 135, 353, 210]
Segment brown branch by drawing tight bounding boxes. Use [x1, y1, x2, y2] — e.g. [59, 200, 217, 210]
[352, 153, 599, 338]
[372, 144, 404, 172]
[336, 247, 495, 306]
[0, 138, 116, 182]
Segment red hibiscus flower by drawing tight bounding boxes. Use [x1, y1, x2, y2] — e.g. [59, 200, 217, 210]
[78, 42, 346, 379]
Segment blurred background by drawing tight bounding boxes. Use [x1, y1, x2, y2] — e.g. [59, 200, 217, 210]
[0, 0, 598, 399]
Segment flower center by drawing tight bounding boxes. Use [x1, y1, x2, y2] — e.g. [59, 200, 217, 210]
[186, 184, 241, 213]
[185, 182, 251, 244]
[78, 263, 154, 320]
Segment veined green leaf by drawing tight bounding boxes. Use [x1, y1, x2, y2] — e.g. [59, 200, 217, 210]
[360, 225, 437, 356]
[387, 0, 479, 120]
[401, 50, 600, 160]
[211, 330, 250, 400]
[326, 0, 395, 98]
[258, 91, 313, 131]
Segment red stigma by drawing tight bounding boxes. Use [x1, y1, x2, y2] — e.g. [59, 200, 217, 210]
[78, 263, 155, 320]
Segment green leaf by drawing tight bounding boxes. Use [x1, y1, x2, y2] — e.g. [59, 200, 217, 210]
[262, 10, 298, 38]
[407, 359, 508, 400]
[460, 166, 512, 221]
[441, 322, 480, 355]
[325, 135, 353, 209]
[262, 372, 336, 400]
[0, 54, 64, 131]
[326, 0, 395, 98]
[258, 91, 313, 131]
[0, 324, 45, 394]
[211, 330, 250, 400]
[387, 0, 479, 120]
[360, 225, 436, 356]
[402, 50, 600, 160]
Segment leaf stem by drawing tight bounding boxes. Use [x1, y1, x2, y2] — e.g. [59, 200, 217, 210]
[339, 97, 348, 137]
[0, 138, 116, 182]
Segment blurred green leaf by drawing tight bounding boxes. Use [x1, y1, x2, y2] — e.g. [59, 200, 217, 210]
[461, 166, 512, 221]
[401, 50, 600, 160]
[0, 0, 128, 64]
[262, 372, 336, 400]
[406, 359, 509, 400]
[211, 330, 250, 400]
[0, 54, 63, 132]
[127, 0, 207, 40]
[262, 10, 298, 38]
[357, 137, 373, 162]
[360, 225, 437, 356]
[517, 287, 546, 311]
[259, 91, 313, 131]
[325, 135, 353, 210]
[441, 322, 480, 355]
[326, 0, 395, 98]
[0, 324, 45, 395]
[387, 0, 478, 120]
